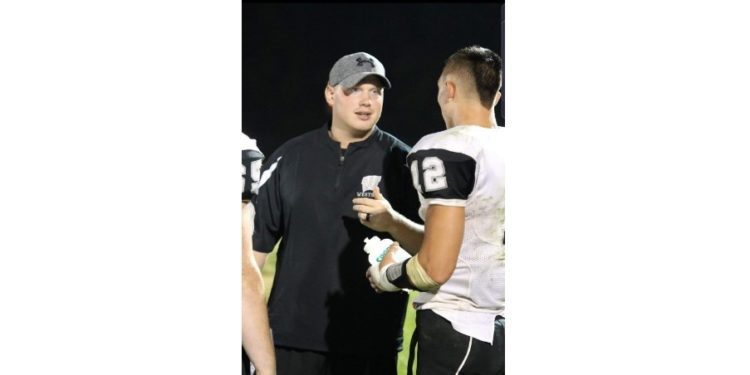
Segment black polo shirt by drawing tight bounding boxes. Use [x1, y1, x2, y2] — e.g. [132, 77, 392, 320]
[253, 123, 421, 354]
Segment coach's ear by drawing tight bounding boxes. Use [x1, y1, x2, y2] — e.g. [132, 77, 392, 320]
[493, 90, 502, 106]
[324, 84, 335, 106]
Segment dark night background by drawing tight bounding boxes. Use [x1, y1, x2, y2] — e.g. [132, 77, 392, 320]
[243, 2, 504, 157]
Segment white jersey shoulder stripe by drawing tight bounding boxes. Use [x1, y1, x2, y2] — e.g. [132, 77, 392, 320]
[258, 156, 282, 189]
[423, 198, 467, 207]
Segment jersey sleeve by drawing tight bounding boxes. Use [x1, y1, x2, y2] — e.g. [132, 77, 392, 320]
[242, 150, 264, 201]
[406, 148, 476, 206]
[252, 151, 285, 253]
[241, 134, 264, 201]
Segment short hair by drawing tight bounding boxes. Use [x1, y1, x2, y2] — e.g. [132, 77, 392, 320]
[443, 46, 503, 109]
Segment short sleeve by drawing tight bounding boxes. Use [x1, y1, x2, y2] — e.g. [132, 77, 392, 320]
[406, 148, 476, 205]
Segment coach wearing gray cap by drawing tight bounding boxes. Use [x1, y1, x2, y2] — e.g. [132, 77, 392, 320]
[251, 51, 421, 375]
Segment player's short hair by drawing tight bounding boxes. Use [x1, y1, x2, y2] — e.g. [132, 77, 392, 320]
[443, 46, 503, 109]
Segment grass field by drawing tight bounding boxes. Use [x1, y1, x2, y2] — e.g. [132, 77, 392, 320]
[260, 248, 417, 375]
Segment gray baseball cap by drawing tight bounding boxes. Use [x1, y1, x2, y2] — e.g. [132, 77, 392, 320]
[328, 52, 392, 89]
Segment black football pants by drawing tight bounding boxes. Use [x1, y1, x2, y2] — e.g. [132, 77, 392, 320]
[414, 309, 504, 375]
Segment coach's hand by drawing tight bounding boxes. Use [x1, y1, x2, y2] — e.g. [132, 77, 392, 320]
[353, 187, 395, 233]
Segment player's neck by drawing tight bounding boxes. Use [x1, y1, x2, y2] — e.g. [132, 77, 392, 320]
[328, 122, 375, 148]
[449, 106, 497, 129]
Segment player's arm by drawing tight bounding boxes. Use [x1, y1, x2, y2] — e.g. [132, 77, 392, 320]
[365, 147, 476, 293]
[410, 204, 464, 284]
[242, 202, 276, 375]
[385, 211, 425, 255]
[253, 251, 269, 271]
[367, 204, 463, 292]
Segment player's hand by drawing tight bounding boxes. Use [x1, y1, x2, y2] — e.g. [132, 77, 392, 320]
[365, 241, 402, 293]
[378, 241, 401, 271]
[353, 187, 395, 232]
[365, 266, 383, 293]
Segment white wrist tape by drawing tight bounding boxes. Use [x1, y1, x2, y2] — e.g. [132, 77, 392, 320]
[368, 263, 401, 292]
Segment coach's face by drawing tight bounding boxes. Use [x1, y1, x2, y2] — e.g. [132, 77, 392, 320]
[326, 75, 384, 133]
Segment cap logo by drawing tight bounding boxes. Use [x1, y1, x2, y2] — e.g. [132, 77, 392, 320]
[356, 57, 375, 68]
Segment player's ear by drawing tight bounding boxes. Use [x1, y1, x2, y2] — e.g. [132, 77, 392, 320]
[446, 80, 457, 101]
[324, 84, 335, 106]
[493, 91, 502, 106]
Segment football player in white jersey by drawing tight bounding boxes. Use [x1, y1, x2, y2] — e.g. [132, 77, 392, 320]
[242, 134, 276, 375]
[353, 46, 504, 374]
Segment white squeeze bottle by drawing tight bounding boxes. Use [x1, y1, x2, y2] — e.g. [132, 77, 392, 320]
[363, 236, 411, 266]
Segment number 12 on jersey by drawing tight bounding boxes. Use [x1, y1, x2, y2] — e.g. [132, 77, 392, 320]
[410, 156, 448, 194]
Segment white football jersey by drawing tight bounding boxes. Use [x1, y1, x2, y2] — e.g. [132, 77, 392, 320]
[407, 124, 505, 344]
